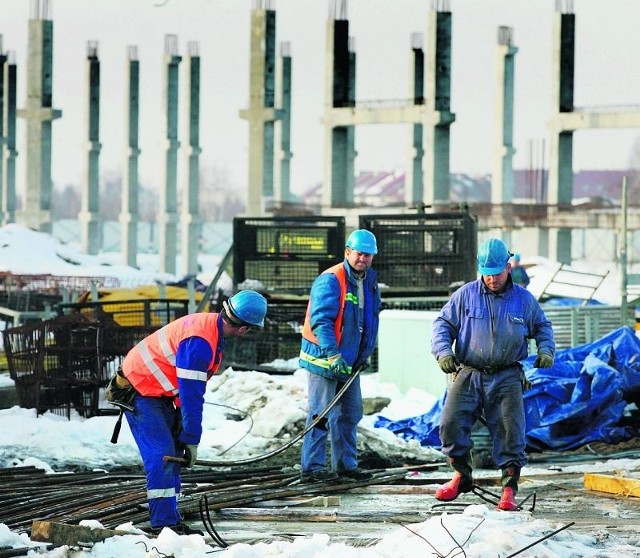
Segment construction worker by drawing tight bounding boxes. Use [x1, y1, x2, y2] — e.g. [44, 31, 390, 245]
[431, 238, 555, 510]
[299, 229, 381, 483]
[114, 290, 268, 534]
[509, 253, 530, 288]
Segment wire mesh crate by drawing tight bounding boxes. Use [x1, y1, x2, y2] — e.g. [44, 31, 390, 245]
[359, 211, 478, 296]
[57, 299, 191, 327]
[222, 297, 307, 372]
[99, 325, 160, 382]
[2, 315, 103, 418]
[233, 216, 346, 294]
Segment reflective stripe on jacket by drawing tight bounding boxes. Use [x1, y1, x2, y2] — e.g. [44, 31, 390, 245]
[301, 263, 347, 346]
[122, 313, 222, 398]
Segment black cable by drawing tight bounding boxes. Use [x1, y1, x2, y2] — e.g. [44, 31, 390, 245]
[193, 370, 362, 467]
[203, 402, 253, 456]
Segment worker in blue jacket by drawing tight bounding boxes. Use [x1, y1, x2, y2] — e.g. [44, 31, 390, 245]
[509, 253, 530, 288]
[431, 238, 555, 511]
[299, 229, 381, 483]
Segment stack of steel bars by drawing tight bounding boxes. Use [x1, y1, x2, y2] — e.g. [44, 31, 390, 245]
[0, 464, 411, 534]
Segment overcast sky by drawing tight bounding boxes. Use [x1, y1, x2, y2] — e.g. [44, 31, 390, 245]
[1, 0, 640, 200]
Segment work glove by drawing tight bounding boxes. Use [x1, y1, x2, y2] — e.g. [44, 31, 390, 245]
[327, 353, 352, 376]
[438, 355, 460, 374]
[533, 352, 554, 369]
[184, 444, 198, 468]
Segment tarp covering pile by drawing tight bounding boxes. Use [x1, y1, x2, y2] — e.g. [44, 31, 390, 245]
[375, 327, 640, 452]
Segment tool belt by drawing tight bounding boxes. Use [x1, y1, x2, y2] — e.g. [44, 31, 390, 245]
[105, 367, 136, 412]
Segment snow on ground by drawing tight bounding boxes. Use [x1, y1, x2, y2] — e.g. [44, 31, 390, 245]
[2, 369, 640, 557]
[2, 223, 640, 555]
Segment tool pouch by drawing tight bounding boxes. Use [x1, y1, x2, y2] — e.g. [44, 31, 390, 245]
[105, 368, 136, 413]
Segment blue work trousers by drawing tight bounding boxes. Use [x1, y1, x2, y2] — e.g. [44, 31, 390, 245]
[439, 366, 527, 469]
[301, 371, 363, 474]
[125, 395, 182, 528]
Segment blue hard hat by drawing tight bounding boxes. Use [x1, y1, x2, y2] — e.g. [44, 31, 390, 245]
[226, 290, 268, 327]
[346, 229, 378, 255]
[477, 238, 511, 275]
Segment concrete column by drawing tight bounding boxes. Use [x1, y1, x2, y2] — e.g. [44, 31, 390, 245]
[158, 34, 181, 275]
[424, 4, 454, 206]
[79, 41, 101, 255]
[120, 46, 140, 268]
[547, 5, 575, 263]
[0, 39, 5, 225]
[322, 3, 355, 208]
[240, 2, 278, 215]
[2, 50, 17, 225]
[17, 1, 61, 232]
[537, 227, 549, 259]
[405, 33, 425, 206]
[274, 41, 292, 204]
[180, 41, 201, 278]
[491, 26, 518, 205]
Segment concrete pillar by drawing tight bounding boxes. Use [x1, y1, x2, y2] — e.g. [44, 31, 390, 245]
[547, 4, 575, 263]
[240, 2, 278, 215]
[79, 41, 101, 255]
[424, 4, 454, 206]
[120, 45, 140, 268]
[406, 33, 425, 206]
[322, 2, 356, 208]
[17, 0, 61, 232]
[492, 26, 518, 205]
[274, 41, 293, 204]
[158, 34, 181, 275]
[537, 227, 549, 259]
[2, 50, 17, 225]
[0, 39, 5, 224]
[180, 41, 201, 278]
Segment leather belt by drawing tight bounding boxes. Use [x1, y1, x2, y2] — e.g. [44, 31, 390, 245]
[463, 363, 517, 374]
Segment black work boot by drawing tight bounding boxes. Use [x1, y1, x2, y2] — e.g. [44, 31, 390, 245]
[498, 465, 520, 511]
[435, 454, 474, 502]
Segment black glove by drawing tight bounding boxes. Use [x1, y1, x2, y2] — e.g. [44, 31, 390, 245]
[327, 354, 352, 376]
[184, 444, 198, 467]
[533, 352, 554, 369]
[438, 355, 460, 374]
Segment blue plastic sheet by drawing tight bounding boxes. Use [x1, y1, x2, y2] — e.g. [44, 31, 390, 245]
[374, 327, 640, 452]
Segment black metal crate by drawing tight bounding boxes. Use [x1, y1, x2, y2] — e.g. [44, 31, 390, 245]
[222, 297, 307, 372]
[99, 325, 159, 382]
[360, 211, 477, 296]
[2, 315, 103, 418]
[57, 299, 191, 327]
[233, 216, 345, 293]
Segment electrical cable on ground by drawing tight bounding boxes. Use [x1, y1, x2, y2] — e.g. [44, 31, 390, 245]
[164, 369, 362, 467]
[203, 401, 253, 456]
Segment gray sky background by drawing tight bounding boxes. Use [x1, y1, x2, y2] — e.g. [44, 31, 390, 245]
[1, 0, 640, 201]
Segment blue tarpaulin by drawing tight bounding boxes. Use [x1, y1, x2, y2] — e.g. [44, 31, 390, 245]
[375, 327, 640, 452]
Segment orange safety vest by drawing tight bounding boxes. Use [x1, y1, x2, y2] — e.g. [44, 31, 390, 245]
[122, 313, 222, 398]
[301, 263, 348, 346]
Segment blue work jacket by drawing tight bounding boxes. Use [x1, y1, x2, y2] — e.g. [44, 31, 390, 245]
[431, 276, 555, 368]
[300, 260, 381, 379]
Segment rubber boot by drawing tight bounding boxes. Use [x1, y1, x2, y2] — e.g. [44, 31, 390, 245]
[435, 455, 474, 502]
[497, 465, 520, 511]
